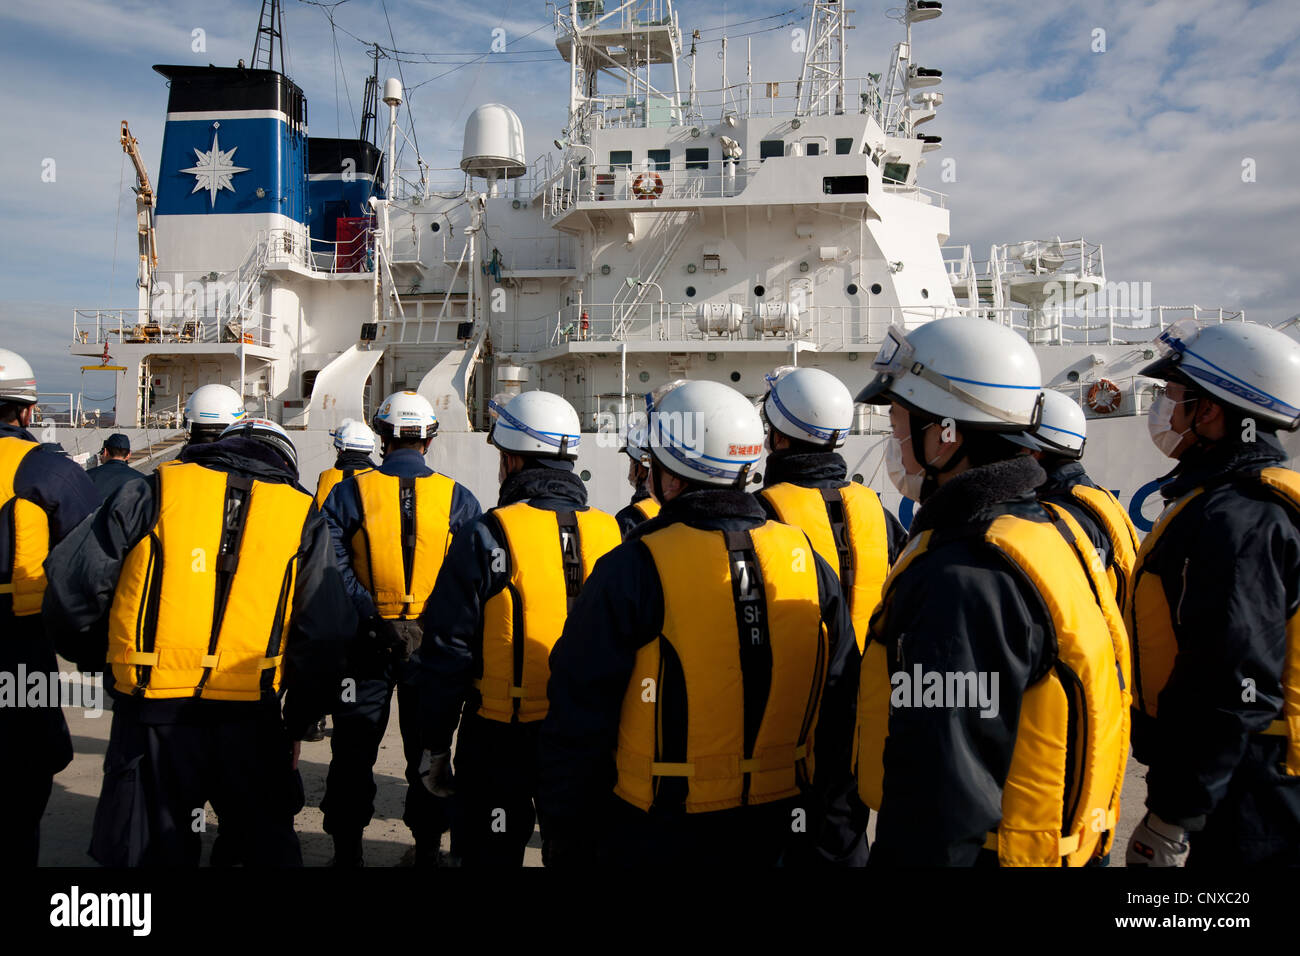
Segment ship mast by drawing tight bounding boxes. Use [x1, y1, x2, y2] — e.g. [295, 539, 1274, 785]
[555, 0, 683, 145]
[251, 0, 286, 73]
[795, 0, 850, 117]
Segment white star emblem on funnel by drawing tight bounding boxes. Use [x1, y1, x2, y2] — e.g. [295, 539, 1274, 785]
[181, 131, 250, 208]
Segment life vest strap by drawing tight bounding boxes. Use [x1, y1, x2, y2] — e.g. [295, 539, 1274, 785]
[112, 650, 283, 670]
[619, 744, 808, 781]
[473, 677, 530, 699]
[0, 583, 12, 594]
[981, 824, 1104, 858]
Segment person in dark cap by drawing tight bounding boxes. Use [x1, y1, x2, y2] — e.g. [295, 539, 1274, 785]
[88, 434, 144, 499]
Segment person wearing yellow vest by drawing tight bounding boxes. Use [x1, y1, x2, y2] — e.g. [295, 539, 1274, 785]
[0, 348, 100, 865]
[1124, 319, 1300, 867]
[854, 318, 1129, 867]
[314, 418, 378, 508]
[614, 424, 660, 537]
[1008, 389, 1140, 609]
[537, 380, 860, 867]
[318, 390, 481, 867]
[755, 365, 904, 865]
[43, 418, 355, 866]
[415, 389, 618, 867]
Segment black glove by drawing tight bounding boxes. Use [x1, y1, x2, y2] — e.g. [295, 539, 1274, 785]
[350, 615, 403, 677]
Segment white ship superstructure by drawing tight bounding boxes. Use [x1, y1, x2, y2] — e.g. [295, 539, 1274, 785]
[65, 0, 1297, 527]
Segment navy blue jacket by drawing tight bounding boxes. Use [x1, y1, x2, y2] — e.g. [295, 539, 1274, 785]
[867, 455, 1060, 867]
[536, 486, 859, 865]
[614, 486, 655, 538]
[1132, 433, 1300, 865]
[1, 421, 99, 773]
[42, 437, 356, 739]
[88, 458, 146, 500]
[322, 446, 482, 622]
[417, 465, 592, 753]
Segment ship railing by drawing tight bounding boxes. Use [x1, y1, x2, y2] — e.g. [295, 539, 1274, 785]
[991, 237, 1104, 281]
[31, 393, 76, 427]
[72, 309, 276, 348]
[263, 225, 379, 275]
[881, 182, 949, 209]
[519, 301, 1248, 352]
[542, 158, 787, 213]
[482, 234, 577, 272]
[585, 75, 887, 130]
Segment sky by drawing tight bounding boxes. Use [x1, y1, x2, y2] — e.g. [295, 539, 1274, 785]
[3, 0, 1298, 401]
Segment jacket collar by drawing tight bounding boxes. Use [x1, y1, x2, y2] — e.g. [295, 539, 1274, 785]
[0, 422, 37, 443]
[910, 455, 1047, 536]
[1160, 432, 1287, 501]
[1037, 458, 1091, 497]
[498, 464, 588, 509]
[335, 451, 377, 471]
[180, 437, 300, 486]
[762, 449, 848, 488]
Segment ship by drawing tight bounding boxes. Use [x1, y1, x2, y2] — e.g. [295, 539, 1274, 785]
[53, 0, 1300, 528]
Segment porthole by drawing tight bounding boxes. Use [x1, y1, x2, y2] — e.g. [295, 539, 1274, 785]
[852, 473, 864, 484]
[730, 371, 741, 382]
[685, 286, 697, 297]
[921, 288, 930, 299]
[580, 469, 592, 481]
[753, 284, 766, 297]
[1066, 370, 1080, 382]
[846, 283, 859, 295]
[639, 371, 650, 383]
[870, 283, 883, 295]
[430, 221, 441, 233]
[600, 264, 611, 275]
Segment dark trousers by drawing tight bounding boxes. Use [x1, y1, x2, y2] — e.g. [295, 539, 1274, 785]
[451, 714, 540, 867]
[91, 702, 302, 867]
[321, 661, 446, 844]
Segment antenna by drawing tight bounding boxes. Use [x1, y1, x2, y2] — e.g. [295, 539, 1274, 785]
[359, 44, 381, 145]
[251, 0, 286, 73]
[796, 0, 849, 117]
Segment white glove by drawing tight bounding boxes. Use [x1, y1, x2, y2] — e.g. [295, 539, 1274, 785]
[419, 749, 454, 797]
[1126, 812, 1189, 867]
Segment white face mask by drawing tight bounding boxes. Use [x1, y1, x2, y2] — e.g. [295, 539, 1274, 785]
[1147, 394, 1192, 458]
[885, 434, 926, 501]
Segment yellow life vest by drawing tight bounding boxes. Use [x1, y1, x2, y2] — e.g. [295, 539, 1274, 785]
[477, 502, 621, 723]
[1127, 466, 1300, 776]
[348, 470, 455, 620]
[857, 514, 1131, 866]
[633, 497, 661, 522]
[106, 462, 315, 700]
[1066, 484, 1140, 610]
[315, 464, 374, 508]
[614, 520, 829, 813]
[760, 481, 890, 653]
[0, 436, 50, 617]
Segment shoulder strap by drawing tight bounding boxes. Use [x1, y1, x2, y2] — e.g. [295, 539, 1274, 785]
[723, 528, 772, 794]
[196, 473, 255, 696]
[818, 486, 855, 602]
[556, 510, 583, 612]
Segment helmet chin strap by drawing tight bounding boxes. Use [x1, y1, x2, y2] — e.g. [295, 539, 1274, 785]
[909, 412, 967, 502]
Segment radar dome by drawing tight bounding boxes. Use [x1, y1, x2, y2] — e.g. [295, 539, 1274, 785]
[461, 103, 526, 180]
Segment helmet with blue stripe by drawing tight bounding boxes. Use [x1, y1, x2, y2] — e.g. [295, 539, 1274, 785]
[1139, 319, 1300, 431]
[1007, 389, 1087, 458]
[372, 391, 439, 441]
[763, 366, 854, 449]
[219, 417, 299, 473]
[332, 418, 377, 454]
[646, 380, 764, 488]
[856, 317, 1043, 431]
[488, 390, 581, 460]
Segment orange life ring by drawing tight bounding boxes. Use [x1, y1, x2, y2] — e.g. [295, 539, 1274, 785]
[1086, 378, 1122, 414]
[632, 171, 664, 199]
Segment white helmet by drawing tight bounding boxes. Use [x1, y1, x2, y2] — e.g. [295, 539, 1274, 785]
[857, 318, 1043, 431]
[489, 390, 581, 460]
[646, 380, 764, 487]
[621, 423, 650, 464]
[1140, 319, 1300, 431]
[219, 417, 298, 473]
[1008, 389, 1087, 458]
[763, 366, 854, 448]
[372, 390, 439, 441]
[184, 384, 246, 438]
[0, 349, 37, 405]
[332, 418, 376, 454]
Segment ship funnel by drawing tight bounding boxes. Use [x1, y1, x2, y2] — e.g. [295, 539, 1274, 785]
[461, 104, 527, 181]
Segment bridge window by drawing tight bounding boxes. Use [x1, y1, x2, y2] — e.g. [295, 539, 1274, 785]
[685, 148, 709, 170]
[835, 137, 853, 155]
[759, 140, 785, 161]
[609, 150, 633, 170]
[647, 149, 670, 170]
[882, 162, 910, 184]
[823, 175, 869, 195]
